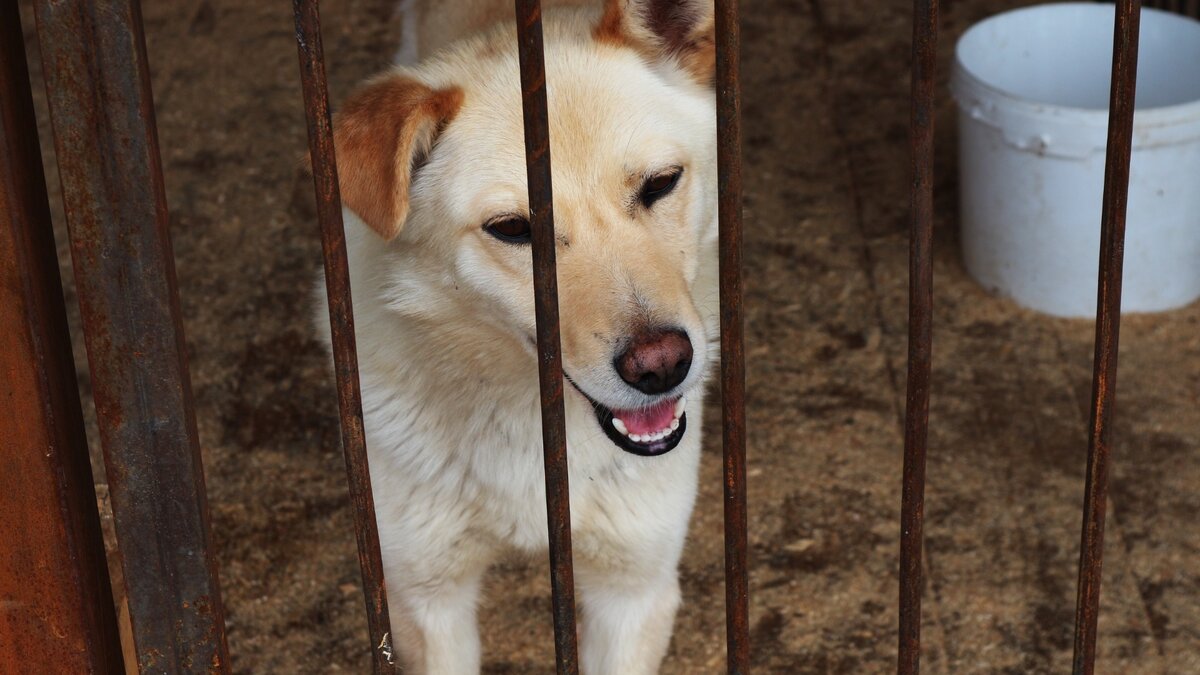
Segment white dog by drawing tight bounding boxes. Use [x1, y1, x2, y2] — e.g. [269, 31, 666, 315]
[318, 1, 719, 672]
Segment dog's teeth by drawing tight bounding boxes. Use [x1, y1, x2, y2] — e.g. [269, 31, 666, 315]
[674, 397, 687, 418]
[612, 418, 628, 436]
[629, 426, 680, 445]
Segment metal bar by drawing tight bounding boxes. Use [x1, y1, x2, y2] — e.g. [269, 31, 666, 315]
[513, 1, 580, 673]
[0, 3, 124, 670]
[898, 0, 937, 673]
[713, 0, 750, 673]
[30, 1, 230, 671]
[291, 1, 396, 671]
[1072, 3, 1141, 674]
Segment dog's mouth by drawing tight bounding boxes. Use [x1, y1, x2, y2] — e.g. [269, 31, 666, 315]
[593, 396, 687, 457]
[565, 377, 687, 456]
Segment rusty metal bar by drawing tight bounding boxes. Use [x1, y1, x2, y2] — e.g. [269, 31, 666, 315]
[898, 0, 937, 673]
[714, 0, 750, 673]
[0, 3, 124, 670]
[1072, 3, 1141, 674]
[513, 1, 581, 673]
[291, 1, 396, 671]
[30, 1, 230, 671]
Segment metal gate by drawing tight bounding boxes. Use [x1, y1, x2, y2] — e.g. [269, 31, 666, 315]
[0, 0, 1172, 673]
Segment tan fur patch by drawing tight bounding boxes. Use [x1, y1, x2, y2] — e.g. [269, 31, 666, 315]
[332, 75, 463, 240]
[678, 16, 715, 85]
[592, 0, 715, 85]
[593, 0, 628, 45]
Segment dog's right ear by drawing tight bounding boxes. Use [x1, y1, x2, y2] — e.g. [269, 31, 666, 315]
[331, 74, 463, 240]
[595, 0, 715, 85]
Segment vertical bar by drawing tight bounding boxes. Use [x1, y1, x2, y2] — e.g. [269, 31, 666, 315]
[714, 1, 750, 673]
[0, 3, 124, 671]
[291, 1, 395, 671]
[513, 1, 580, 673]
[1072, 3, 1141, 674]
[31, 1, 231, 671]
[898, 0, 937, 673]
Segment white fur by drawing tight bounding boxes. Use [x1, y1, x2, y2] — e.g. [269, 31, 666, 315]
[319, 4, 718, 673]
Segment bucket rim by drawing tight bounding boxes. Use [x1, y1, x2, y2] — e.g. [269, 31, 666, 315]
[953, 2, 1200, 122]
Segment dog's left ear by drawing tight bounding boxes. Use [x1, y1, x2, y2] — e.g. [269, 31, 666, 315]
[330, 74, 463, 240]
[595, 0, 715, 85]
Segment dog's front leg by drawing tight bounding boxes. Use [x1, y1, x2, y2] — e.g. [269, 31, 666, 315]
[387, 569, 486, 675]
[577, 570, 682, 675]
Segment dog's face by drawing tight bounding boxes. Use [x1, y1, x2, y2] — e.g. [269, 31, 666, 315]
[334, 0, 717, 456]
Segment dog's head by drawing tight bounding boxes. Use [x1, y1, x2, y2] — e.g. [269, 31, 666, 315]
[334, 0, 718, 456]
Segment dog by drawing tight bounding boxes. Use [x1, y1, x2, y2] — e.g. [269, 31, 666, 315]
[317, 1, 719, 672]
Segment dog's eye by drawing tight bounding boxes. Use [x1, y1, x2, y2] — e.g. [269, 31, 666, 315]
[639, 169, 683, 209]
[484, 216, 532, 244]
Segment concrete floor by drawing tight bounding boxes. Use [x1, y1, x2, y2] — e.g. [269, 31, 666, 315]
[21, 0, 1200, 672]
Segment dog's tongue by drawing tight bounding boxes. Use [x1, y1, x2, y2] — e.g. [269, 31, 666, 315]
[613, 398, 678, 436]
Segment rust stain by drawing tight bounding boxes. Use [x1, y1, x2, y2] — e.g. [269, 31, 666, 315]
[514, 1, 580, 672]
[1, 2, 123, 671]
[714, 1, 750, 672]
[897, 1, 938, 674]
[31, 0, 230, 670]
[292, 1, 396, 672]
[1071, 3, 1142, 674]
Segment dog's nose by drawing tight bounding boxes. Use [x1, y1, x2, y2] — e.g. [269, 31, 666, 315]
[614, 329, 693, 395]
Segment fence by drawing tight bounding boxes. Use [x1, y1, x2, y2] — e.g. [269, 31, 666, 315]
[0, 0, 1176, 673]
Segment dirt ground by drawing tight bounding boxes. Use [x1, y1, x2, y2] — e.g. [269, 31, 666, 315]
[19, 0, 1200, 672]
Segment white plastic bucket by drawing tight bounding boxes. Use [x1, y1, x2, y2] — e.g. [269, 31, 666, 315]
[951, 3, 1200, 317]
